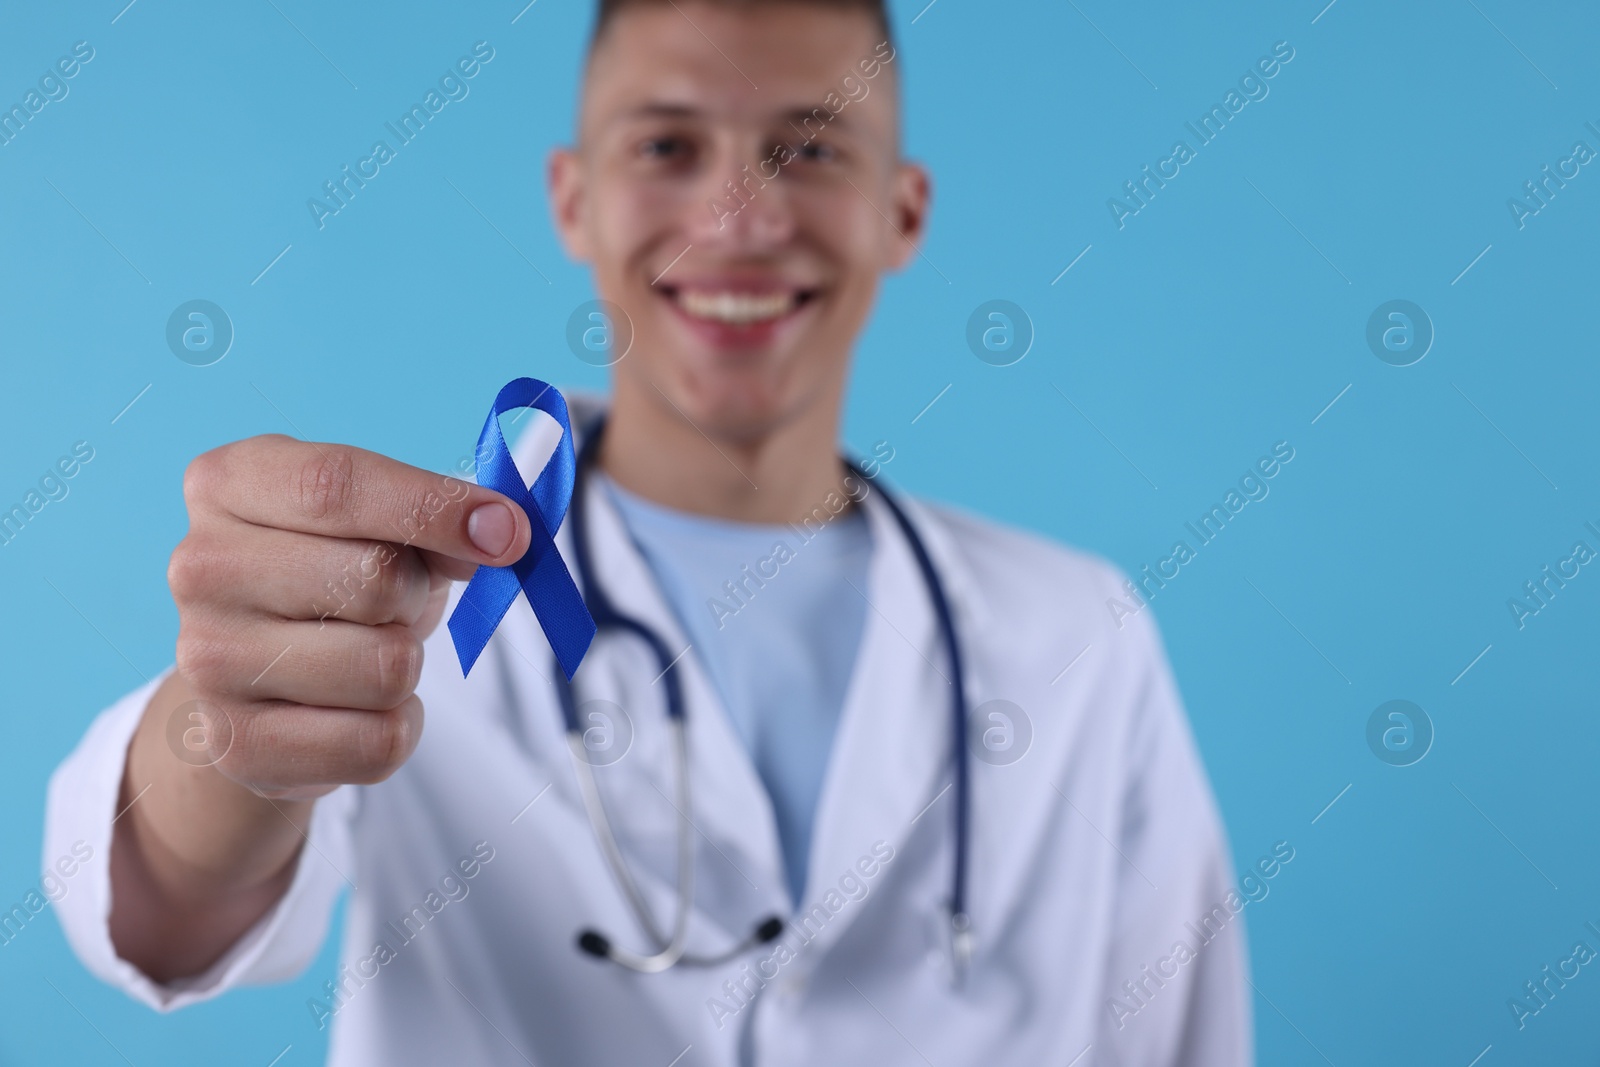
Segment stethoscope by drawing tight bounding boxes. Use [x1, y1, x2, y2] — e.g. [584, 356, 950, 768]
[555, 416, 974, 985]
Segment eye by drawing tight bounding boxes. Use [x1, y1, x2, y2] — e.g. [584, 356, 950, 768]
[793, 141, 838, 163]
[639, 135, 692, 162]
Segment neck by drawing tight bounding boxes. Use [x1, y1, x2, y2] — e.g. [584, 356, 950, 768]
[597, 372, 852, 524]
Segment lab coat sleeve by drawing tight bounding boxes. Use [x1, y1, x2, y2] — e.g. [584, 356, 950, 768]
[43, 670, 357, 1012]
[1094, 610, 1253, 1067]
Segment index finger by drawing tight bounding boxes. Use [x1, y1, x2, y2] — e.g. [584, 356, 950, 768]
[188, 434, 533, 567]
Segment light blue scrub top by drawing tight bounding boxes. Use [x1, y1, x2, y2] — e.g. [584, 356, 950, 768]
[598, 474, 872, 905]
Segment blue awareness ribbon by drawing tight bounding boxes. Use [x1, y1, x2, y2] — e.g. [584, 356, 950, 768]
[447, 377, 596, 680]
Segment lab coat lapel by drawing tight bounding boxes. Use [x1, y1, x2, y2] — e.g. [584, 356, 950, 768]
[799, 486, 978, 957]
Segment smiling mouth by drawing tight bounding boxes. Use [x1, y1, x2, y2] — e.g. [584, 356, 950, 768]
[657, 285, 819, 326]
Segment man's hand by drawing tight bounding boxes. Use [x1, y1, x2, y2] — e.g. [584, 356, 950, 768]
[167, 434, 530, 796]
[110, 434, 530, 981]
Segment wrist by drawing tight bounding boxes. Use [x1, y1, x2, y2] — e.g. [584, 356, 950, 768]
[122, 679, 313, 903]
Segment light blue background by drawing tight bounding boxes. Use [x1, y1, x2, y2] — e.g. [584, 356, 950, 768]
[3, 0, 1597, 1063]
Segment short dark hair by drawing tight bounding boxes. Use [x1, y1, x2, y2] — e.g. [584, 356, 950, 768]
[590, 0, 893, 55]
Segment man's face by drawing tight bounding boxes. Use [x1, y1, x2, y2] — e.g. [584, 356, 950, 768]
[550, 2, 928, 442]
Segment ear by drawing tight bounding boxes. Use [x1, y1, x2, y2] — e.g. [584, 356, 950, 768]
[883, 160, 931, 272]
[547, 146, 593, 263]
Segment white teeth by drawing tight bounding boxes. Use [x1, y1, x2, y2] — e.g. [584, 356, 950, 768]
[676, 289, 796, 324]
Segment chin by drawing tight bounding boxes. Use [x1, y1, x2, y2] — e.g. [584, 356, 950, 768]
[666, 363, 803, 441]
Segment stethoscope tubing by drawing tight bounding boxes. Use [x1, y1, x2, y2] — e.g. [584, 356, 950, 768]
[554, 415, 972, 981]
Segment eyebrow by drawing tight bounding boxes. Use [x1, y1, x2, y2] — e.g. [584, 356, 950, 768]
[617, 102, 700, 121]
[612, 101, 855, 134]
[780, 106, 853, 133]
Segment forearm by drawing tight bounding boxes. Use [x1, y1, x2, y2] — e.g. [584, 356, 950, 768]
[109, 672, 313, 983]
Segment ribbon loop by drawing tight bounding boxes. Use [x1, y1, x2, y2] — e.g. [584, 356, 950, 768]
[448, 378, 596, 680]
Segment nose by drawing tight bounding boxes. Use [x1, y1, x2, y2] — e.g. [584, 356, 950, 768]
[685, 141, 796, 252]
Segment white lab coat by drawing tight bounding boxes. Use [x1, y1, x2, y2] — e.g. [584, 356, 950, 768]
[45, 397, 1251, 1066]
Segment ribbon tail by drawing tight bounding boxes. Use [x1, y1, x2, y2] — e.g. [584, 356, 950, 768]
[517, 549, 596, 681]
[447, 565, 523, 676]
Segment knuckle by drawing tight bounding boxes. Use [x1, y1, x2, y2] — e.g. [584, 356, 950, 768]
[205, 707, 256, 778]
[174, 623, 232, 693]
[294, 446, 358, 523]
[368, 625, 424, 706]
[213, 708, 305, 795]
[182, 447, 225, 509]
[351, 701, 420, 783]
[167, 534, 225, 603]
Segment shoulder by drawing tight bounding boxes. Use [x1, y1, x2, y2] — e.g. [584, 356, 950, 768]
[902, 494, 1170, 677]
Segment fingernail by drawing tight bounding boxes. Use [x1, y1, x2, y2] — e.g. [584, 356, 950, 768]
[468, 502, 516, 558]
